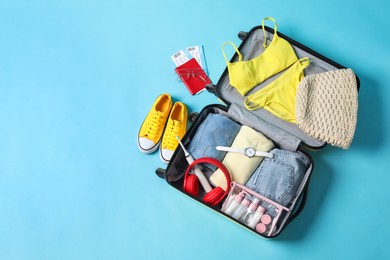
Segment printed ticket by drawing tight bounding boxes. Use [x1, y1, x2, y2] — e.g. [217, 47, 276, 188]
[186, 45, 208, 74]
[171, 50, 190, 67]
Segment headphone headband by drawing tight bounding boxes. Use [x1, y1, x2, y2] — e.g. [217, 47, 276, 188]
[184, 157, 232, 206]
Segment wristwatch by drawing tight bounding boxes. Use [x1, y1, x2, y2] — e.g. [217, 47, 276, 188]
[216, 146, 274, 158]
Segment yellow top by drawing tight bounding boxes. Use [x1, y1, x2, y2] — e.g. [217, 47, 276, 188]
[222, 17, 298, 96]
[244, 58, 310, 123]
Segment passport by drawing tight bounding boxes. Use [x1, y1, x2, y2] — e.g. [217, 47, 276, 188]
[175, 58, 211, 95]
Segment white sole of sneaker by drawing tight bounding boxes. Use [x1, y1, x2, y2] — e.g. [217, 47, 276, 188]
[137, 138, 160, 154]
[159, 151, 170, 164]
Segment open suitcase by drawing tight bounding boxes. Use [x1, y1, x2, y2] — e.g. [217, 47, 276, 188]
[156, 18, 360, 238]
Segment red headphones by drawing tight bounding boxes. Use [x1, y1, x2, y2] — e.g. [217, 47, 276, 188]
[183, 157, 231, 206]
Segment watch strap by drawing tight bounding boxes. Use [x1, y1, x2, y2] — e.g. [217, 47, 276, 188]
[216, 146, 273, 158]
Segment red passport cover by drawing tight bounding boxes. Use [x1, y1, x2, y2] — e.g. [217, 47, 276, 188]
[175, 58, 211, 95]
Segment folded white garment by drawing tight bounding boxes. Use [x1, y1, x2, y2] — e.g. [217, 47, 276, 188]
[210, 125, 274, 190]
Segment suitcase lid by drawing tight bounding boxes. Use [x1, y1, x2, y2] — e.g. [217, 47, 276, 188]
[208, 25, 360, 149]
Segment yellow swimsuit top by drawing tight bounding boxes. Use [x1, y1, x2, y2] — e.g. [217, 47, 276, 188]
[244, 57, 310, 123]
[222, 17, 298, 96]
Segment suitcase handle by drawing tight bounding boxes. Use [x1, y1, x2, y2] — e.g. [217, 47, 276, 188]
[155, 167, 167, 179]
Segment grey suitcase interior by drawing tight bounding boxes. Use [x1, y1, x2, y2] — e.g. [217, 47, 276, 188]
[210, 25, 359, 149]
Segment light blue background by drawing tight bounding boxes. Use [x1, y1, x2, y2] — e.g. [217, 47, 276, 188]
[1, 0, 389, 259]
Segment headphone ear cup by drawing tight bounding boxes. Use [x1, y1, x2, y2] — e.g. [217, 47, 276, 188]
[203, 187, 225, 206]
[183, 174, 199, 196]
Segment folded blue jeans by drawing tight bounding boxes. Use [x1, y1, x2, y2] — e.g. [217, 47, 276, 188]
[245, 148, 310, 206]
[187, 113, 240, 169]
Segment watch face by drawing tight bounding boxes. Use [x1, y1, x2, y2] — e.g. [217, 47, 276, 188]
[245, 147, 256, 157]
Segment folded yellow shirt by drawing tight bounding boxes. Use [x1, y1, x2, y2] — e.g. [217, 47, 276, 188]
[210, 125, 274, 190]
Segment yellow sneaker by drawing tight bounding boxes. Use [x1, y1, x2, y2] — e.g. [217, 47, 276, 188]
[138, 93, 172, 153]
[160, 102, 188, 163]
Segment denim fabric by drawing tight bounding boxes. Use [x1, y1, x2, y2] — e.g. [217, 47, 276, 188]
[245, 148, 310, 206]
[187, 113, 240, 168]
